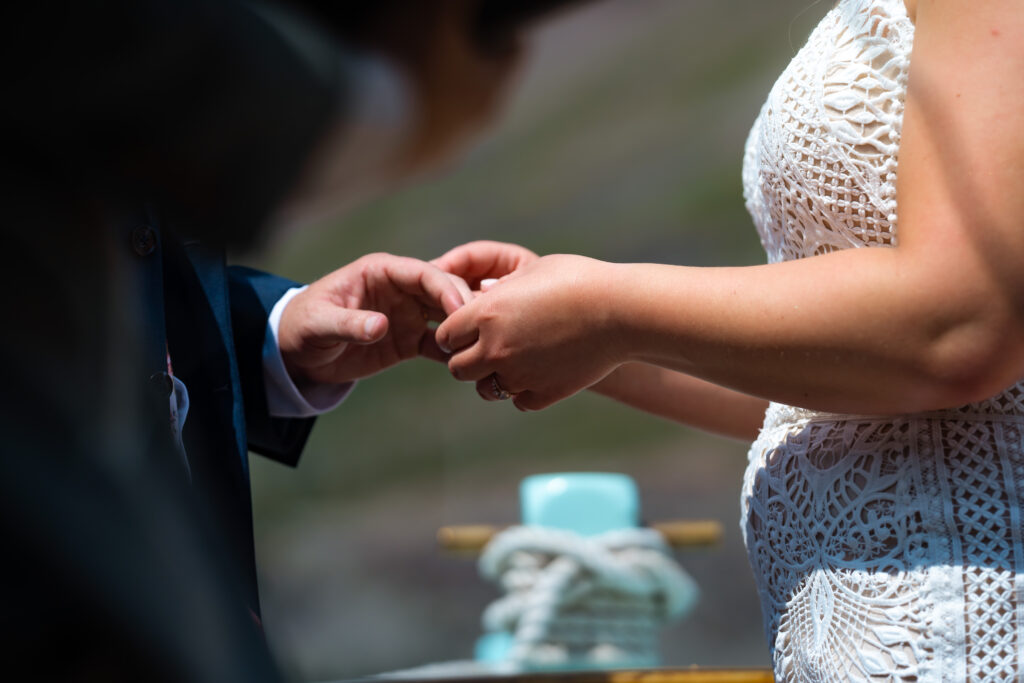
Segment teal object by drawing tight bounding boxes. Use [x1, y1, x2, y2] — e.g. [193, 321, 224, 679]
[475, 632, 515, 663]
[520, 472, 640, 535]
[474, 472, 642, 664]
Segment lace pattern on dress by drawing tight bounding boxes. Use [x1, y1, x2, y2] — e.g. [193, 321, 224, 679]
[742, 0, 911, 262]
[739, 1, 1024, 680]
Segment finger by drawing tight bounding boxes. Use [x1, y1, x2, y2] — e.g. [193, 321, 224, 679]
[381, 256, 467, 316]
[512, 390, 552, 412]
[475, 378, 497, 401]
[418, 331, 449, 363]
[474, 374, 512, 402]
[304, 307, 389, 347]
[431, 241, 536, 286]
[431, 241, 514, 283]
[447, 344, 493, 383]
[447, 272, 475, 305]
[434, 303, 480, 354]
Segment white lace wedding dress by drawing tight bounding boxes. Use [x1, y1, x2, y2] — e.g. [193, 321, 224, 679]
[740, 0, 1024, 680]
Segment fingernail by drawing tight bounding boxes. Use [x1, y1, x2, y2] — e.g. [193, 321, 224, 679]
[480, 278, 499, 291]
[364, 315, 381, 339]
[438, 340, 452, 354]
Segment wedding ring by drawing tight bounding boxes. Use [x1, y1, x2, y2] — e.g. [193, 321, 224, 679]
[490, 375, 512, 401]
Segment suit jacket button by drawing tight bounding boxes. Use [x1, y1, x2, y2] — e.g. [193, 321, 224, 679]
[149, 372, 173, 398]
[131, 226, 157, 256]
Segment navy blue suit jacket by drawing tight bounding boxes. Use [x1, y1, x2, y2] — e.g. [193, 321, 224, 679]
[0, 210, 310, 683]
[139, 219, 317, 614]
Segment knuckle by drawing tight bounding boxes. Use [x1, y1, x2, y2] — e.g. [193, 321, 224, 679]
[479, 298, 503, 321]
[358, 252, 392, 274]
[490, 344, 513, 363]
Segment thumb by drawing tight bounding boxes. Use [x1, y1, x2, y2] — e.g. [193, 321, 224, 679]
[305, 308, 389, 347]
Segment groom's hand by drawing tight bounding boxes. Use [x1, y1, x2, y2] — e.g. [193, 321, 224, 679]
[431, 240, 538, 290]
[435, 254, 622, 411]
[278, 253, 472, 386]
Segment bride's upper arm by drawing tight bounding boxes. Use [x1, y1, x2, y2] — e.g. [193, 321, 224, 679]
[896, 0, 1024, 350]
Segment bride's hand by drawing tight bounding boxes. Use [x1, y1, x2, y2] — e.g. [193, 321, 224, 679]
[435, 254, 626, 410]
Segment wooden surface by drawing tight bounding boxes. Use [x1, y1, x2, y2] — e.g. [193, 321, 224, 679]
[352, 668, 773, 683]
[436, 520, 724, 553]
[648, 520, 723, 548]
[604, 670, 773, 683]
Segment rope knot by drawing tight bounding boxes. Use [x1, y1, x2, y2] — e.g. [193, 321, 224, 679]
[477, 526, 698, 670]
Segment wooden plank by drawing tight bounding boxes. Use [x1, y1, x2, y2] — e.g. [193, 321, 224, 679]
[436, 521, 723, 553]
[353, 668, 774, 683]
[649, 520, 723, 547]
[606, 669, 774, 683]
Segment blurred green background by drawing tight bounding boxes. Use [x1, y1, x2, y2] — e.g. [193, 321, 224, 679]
[240, 1, 830, 680]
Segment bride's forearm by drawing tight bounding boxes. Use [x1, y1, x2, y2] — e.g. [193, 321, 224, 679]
[435, 239, 1023, 415]
[590, 363, 767, 441]
[600, 246, 1024, 414]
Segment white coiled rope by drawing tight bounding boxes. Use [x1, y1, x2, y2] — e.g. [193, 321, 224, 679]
[478, 525, 699, 670]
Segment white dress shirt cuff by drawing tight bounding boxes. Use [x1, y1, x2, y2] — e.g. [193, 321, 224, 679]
[263, 286, 354, 418]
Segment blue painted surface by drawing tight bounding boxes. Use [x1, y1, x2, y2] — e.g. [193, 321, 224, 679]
[475, 632, 516, 663]
[520, 472, 640, 535]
